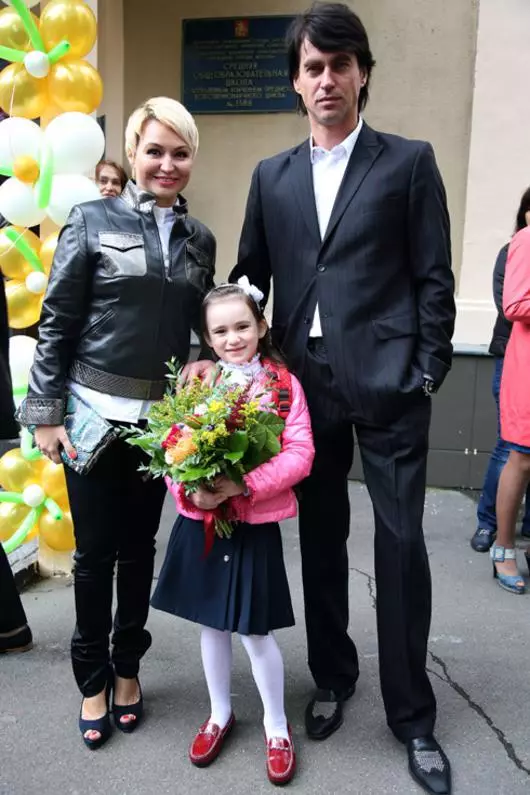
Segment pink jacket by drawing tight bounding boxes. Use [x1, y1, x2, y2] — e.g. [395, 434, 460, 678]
[501, 226, 530, 447]
[166, 371, 315, 524]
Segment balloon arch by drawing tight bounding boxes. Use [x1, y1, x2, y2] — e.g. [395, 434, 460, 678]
[0, 0, 105, 556]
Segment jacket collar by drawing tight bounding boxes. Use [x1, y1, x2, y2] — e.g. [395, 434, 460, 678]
[121, 180, 188, 216]
[289, 123, 383, 247]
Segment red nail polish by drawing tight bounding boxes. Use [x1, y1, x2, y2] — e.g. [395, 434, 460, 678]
[69, 451, 77, 459]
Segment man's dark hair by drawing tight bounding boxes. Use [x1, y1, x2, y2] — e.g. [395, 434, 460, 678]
[286, 2, 376, 115]
[515, 187, 530, 233]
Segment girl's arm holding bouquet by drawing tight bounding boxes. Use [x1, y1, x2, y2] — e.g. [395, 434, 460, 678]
[217, 374, 314, 503]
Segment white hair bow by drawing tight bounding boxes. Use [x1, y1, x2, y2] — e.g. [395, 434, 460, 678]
[237, 275, 264, 305]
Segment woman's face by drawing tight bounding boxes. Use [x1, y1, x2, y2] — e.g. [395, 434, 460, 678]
[96, 165, 123, 198]
[131, 119, 193, 207]
[525, 209, 530, 227]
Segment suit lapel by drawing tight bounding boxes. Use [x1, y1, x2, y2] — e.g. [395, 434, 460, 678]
[322, 124, 383, 246]
[289, 140, 321, 245]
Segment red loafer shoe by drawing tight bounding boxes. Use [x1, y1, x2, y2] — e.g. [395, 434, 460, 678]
[189, 713, 235, 767]
[266, 727, 296, 785]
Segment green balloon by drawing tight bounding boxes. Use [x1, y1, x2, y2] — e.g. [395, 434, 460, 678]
[2, 507, 40, 554]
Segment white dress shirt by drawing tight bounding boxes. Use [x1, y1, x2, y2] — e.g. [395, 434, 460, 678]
[68, 207, 176, 422]
[309, 117, 363, 337]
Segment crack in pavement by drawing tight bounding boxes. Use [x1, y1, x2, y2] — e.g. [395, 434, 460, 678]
[351, 566, 530, 778]
[351, 566, 377, 610]
[428, 651, 530, 778]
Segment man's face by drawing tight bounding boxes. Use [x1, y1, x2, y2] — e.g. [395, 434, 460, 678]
[293, 38, 366, 130]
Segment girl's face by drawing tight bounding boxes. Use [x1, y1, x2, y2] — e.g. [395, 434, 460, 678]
[97, 165, 123, 198]
[205, 297, 267, 364]
[131, 119, 193, 207]
[525, 209, 530, 227]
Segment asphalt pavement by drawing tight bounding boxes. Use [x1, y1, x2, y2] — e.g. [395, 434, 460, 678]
[1, 483, 529, 795]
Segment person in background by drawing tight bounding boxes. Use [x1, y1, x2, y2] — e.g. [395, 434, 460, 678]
[0, 276, 32, 654]
[491, 224, 530, 594]
[471, 187, 530, 552]
[95, 159, 128, 198]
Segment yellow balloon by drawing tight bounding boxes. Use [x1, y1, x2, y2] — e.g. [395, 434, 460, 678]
[40, 0, 97, 60]
[0, 227, 40, 280]
[0, 7, 36, 52]
[39, 231, 60, 275]
[5, 279, 43, 329]
[0, 448, 45, 492]
[24, 523, 39, 542]
[0, 63, 49, 120]
[41, 461, 70, 511]
[39, 509, 75, 552]
[13, 155, 40, 185]
[48, 59, 103, 114]
[0, 502, 31, 543]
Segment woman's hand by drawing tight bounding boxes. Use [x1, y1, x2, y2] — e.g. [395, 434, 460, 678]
[213, 476, 245, 500]
[34, 425, 77, 465]
[190, 485, 225, 511]
[179, 360, 216, 386]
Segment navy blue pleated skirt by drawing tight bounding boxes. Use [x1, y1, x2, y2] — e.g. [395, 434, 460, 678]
[151, 515, 295, 636]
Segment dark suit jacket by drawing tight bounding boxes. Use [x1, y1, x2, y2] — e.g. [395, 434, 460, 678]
[231, 122, 456, 423]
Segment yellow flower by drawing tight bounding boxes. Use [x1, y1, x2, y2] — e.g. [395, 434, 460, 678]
[201, 425, 229, 445]
[208, 400, 225, 412]
[165, 437, 198, 465]
[240, 400, 259, 416]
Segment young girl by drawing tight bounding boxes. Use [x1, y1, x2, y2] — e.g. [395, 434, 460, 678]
[151, 281, 314, 785]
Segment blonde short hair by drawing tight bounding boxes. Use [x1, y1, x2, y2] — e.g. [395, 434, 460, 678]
[124, 97, 199, 163]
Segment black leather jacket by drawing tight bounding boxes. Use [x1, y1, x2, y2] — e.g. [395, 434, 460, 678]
[19, 181, 216, 426]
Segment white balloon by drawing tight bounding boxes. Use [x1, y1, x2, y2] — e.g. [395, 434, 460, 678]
[25, 271, 48, 295]
[47, 174, 101, 226]
[22, 484, 46, 508]
[4, 1, 40, 7]
[8, 335, 37, 389]
[24, 51, 50, 79]
[0, 118, 41, 170]
[0, 178, 46, 227]
[45, 113, 105, 175]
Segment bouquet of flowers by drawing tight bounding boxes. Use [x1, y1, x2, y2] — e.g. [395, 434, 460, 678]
[123, 361, 285, 551]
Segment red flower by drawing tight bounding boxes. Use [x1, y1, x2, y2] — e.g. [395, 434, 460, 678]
[162, 424, 183, 449]
[226, 386, 252, 432]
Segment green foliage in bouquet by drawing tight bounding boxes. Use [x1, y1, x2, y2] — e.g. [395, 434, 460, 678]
[122, 360, 285, 493]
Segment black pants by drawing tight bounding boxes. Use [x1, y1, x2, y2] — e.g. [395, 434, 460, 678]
[65, 435, 166, 697]
[0, 542, 27, 633]
[298, 340, 436, 742]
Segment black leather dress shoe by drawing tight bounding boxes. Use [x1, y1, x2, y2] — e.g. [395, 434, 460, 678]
[470, 527, 495, 552]
[305, 684, 356, 741]
[407, 735, 451, 794]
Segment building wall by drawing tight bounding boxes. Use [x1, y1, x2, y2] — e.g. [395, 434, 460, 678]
[122, 0, 479, 281]
[454, 0, 530, 344]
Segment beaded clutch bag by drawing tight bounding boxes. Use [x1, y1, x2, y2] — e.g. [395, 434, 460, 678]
[59, 390, 117, 474]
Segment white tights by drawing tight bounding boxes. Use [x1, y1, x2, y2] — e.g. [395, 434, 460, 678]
[200, 626, 289, 740]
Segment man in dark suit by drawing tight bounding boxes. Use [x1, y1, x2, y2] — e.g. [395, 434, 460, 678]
[230, 4, 455, 792]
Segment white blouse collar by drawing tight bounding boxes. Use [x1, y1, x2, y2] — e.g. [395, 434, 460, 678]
[218, 354, 263, 385]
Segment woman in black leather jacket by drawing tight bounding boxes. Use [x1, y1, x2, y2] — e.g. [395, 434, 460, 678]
[19, 97, 216, 748]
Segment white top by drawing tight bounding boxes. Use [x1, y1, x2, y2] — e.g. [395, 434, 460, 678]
[218, 354, 263, 386]
[309, 117, 363, 337]
[153, 205, 175, 269]
[67, 207, 176, 422]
